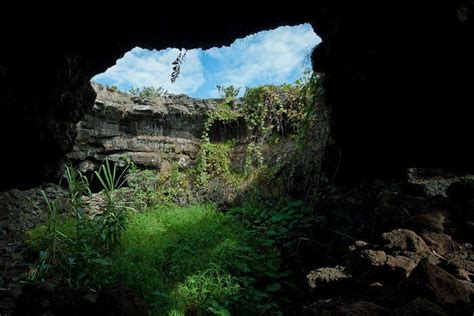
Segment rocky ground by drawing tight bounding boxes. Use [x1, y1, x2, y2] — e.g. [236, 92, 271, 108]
[304, 169, 474, 315]
[0, 184, 68, 315]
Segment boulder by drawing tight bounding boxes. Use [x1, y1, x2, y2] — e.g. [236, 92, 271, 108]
[307, 266, 351, 290]
[385, 255, 418, 278]
[360, 250, 387, 267]
[381, 229, 431, 261]
[421, 232, 455, 256]
[403, 259, 471, 314]
[441, 250, 474, 281]
[354, 250, 417, 279]
[348, 240, 370, 251]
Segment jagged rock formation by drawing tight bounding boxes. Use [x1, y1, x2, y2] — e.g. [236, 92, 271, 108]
[67, 84, 221, 172]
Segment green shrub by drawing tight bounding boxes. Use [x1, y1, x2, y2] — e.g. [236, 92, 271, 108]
[25, 159, 129, 288]
[129, 86, 168, 101]
[156, 163, 194, 206]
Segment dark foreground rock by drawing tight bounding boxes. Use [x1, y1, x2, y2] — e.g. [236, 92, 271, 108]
[403, 259, 471, 314]
[305, 174, 474, 315]
[305, 298, 389, 316]
[13, 283, 148, 316]
[93, 283, 149, 316]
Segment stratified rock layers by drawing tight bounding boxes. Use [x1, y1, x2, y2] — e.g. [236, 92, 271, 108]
[67, 84, 220, 173]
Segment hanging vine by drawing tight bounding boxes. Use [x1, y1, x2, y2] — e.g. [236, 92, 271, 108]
[170, 49, 187, 83]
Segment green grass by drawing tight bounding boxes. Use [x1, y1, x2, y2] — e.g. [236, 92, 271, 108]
[25, 201, 311, 315]
[98, 204, 280, 315]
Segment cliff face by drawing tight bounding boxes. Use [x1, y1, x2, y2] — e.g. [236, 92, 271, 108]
[68, 84, 219, 173]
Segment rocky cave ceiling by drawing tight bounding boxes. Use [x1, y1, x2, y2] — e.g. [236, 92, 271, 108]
[0, 2, 473, 190]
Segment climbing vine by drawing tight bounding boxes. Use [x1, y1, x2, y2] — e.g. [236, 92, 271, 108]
[194, 72, 321, 201]
[195, 87, 243, 191]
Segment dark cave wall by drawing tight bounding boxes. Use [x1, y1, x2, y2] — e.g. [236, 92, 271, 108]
[1, 2, 473, 190]
[0, 52, 96, 190]
[312, 1, 474, 180]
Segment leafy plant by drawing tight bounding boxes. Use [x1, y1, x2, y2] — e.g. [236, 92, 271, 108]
[217, 85, 241, 104]
[26, 160, 131, 288]
[63, 164, 90, 219]
[94, 158, 129, 249]
[26, 191, 65, 281]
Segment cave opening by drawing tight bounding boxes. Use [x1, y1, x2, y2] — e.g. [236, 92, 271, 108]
[71, 24, 322, 174]
[91, 23, 320, 98]
[2, 5, 474, 315]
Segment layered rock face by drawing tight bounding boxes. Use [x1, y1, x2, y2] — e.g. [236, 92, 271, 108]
[67, 84, 220, 172]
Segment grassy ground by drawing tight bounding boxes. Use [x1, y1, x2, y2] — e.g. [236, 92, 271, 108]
[26, 200, 314, 315]
[99, 204, 283, 315]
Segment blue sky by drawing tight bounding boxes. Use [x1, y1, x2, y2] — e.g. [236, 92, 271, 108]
[92, 24, 321, 98]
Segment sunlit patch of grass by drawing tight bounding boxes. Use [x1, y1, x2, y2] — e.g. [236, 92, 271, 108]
[99, 204, 254, 315]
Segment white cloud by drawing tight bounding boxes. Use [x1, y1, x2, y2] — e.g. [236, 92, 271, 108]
[92, 24, 321, 97]
[206, 24, 319, 89]
[93, 47, 205, 94]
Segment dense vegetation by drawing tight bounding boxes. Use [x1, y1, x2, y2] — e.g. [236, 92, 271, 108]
[25, 73, 322, 315]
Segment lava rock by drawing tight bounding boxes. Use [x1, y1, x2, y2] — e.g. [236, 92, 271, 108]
[381, 229, 431, 260]
[403, 259, 471, 314]
[421, 232, 455, 256]
[385, 255, 418, 278]
[307, 266, 351, 291]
